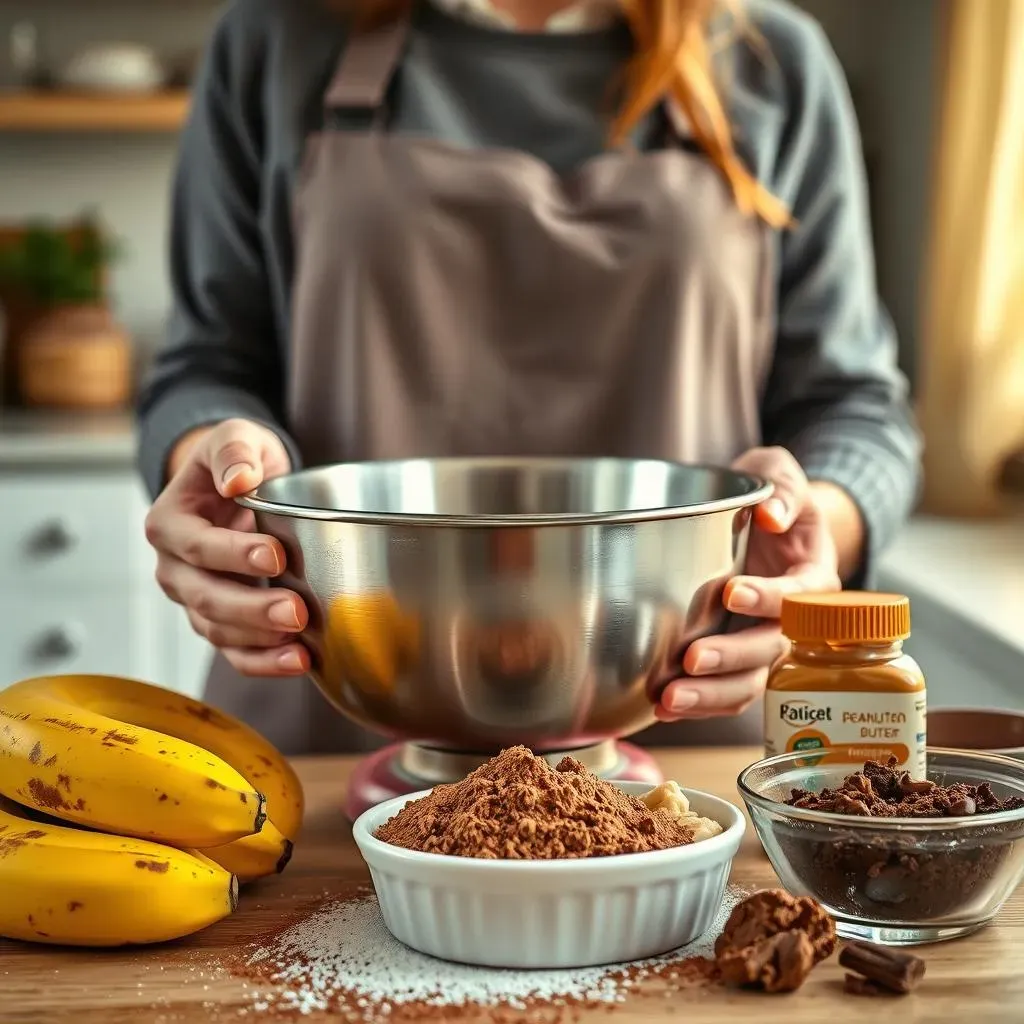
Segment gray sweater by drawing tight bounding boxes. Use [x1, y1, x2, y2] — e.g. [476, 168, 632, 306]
[137, 0, 922, 578]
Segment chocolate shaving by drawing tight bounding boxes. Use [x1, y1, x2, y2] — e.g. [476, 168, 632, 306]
[839, 940, 926, 995]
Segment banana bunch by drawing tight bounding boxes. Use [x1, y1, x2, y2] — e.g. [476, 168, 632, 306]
[0, 673, 304, 947]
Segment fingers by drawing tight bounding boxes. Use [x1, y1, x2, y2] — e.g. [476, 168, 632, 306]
[683, 622, 789, 677]
[185, 611, 291, 650]
[724, 561, 842, 619]
[222, 644, 311, 678]
[146, 509, 286, 579]
[732, 446, 808, 533]
[656, 668, 767, 721]
[199, 418, 293, 498]
[156, 557, 308, 635]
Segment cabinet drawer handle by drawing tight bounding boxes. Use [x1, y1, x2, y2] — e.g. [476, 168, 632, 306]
[30, 626, 82, 662]
[28, 520, 78, 557]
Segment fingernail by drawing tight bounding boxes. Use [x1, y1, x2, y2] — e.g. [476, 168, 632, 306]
[222, 463, 254, 487]
[668, 688, 701, 714]
[269, 600, 300, 629]
[692, 650, 721, 674]
[728, 584, 758, 612]
[278, 650, 303, 671]
[764, 498, 788, 523]
[250, 546, 279, 574]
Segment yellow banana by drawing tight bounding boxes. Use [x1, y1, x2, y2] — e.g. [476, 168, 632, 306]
[1, 674, 304, 881]
[200, 818, 294, 883]
[0, 799, 237, 946]
[0, 683, 266, 847]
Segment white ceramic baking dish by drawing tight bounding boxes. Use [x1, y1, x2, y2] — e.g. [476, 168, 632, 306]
[352, 779, 745, 968]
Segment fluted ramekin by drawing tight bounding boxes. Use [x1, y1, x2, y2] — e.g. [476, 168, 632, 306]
[352, 780, 745, 968]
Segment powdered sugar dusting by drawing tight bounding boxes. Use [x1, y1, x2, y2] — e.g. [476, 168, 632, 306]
[236, 884, 748, 1019]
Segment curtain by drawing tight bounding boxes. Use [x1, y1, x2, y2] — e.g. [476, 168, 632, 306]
[918, 0, 1024, 516]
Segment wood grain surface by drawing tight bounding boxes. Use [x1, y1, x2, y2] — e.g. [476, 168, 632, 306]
[3, 747, 1023, 1022]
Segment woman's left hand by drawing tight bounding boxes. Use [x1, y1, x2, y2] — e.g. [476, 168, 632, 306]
[656, 446, 843, 722]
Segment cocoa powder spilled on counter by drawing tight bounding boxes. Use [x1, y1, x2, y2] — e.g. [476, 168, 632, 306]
[375, 745, 696, 859]
[227, 886, 747, 1022]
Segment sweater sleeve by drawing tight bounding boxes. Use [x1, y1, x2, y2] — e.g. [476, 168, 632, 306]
[757, 16, 923, 585]
[135, 4, 301, 500]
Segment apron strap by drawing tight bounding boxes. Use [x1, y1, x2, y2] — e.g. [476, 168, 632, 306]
[324, 0, 414, 114]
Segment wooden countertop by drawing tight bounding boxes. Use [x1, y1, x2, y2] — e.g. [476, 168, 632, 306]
[2, 747, 1022, 1022]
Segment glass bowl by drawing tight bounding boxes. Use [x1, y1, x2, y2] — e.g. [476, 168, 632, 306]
[737, 748, 1024, 945]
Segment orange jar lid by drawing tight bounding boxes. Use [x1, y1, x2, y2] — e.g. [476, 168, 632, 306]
[779, 591, 911, 644]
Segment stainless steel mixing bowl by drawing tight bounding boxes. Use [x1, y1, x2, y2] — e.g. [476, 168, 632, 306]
[237, 457, 771, 751]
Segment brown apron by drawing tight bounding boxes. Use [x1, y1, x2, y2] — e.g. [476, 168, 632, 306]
[205, 7, 776, 755]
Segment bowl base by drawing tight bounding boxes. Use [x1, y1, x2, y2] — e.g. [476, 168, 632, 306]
[834, 916, 992, 946]
[344, 740, 664, 820]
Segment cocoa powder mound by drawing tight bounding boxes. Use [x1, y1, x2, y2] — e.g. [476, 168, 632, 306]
[374, 745, 698, 859]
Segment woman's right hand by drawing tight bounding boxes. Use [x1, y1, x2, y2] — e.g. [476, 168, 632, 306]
[144, 418, 311, 677]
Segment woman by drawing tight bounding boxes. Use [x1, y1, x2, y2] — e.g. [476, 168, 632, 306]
[138, 0, 921, 755]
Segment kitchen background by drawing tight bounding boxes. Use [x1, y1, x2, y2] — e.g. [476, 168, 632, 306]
[0, 0, 1020, 706]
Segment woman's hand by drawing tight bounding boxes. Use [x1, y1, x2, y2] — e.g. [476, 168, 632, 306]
[144, 419, 311, 677]
[656, 446, 844, 723]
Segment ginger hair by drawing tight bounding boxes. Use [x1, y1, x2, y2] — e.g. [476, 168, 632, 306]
[334, 0, 790, 225]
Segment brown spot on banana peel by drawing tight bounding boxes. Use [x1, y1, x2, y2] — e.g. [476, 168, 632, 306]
[42, 718, 96, 735]
[135, 860, 170, 873]
[229, 874, 239, 912]
[67, 901, 83, 912]
[103, 729, 138, 746]
[257, 755, 273, 767]
[27, 779, 70, 812]
[43, 755, 57, 768]
[204, 779, 227, 791]
[28, 742, 43, 765]
[57, 774, 71, 792]
[182, 703, 232, 729]
[158, 793, 169, 802]
[239, 793, 247, 804]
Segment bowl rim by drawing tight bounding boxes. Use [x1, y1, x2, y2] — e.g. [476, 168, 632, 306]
[234, 456, 774, 527]
[737, 747, 1024, 830]
[924, 706, 1024, 754]
[352, 779, 746, 871]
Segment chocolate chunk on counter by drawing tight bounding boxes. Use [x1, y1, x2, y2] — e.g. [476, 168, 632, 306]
[714, 889, 836, 993]
[839, 940, 926, 995]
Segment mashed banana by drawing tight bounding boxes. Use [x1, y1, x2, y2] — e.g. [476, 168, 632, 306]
[641, 780, 723, 843]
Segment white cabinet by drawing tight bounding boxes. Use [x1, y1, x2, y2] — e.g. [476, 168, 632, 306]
[0, 467, 210, 696]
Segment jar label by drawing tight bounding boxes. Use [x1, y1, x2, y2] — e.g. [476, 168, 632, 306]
[764, 689, 927, 777]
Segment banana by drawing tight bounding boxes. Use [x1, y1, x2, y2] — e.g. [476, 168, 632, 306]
[0, 674, 304, 881]
[201, 818, 294, 884]
[0, 798, 237, 946]
[0, 682, 266, 848]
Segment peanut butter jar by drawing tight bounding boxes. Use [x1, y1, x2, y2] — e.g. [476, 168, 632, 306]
[764, 592, 926, 778]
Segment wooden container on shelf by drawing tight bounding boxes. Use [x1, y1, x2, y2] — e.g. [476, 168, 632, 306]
[0, 218, 129, 409]
[18, 304, 132, 409]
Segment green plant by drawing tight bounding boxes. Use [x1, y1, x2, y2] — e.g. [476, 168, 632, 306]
[0, 215, 121, 307]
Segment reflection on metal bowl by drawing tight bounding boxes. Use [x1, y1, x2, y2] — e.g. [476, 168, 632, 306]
[236, 456, 771, 751]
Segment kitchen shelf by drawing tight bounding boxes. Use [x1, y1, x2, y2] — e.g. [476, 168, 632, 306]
[0, 90, 191, 132]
